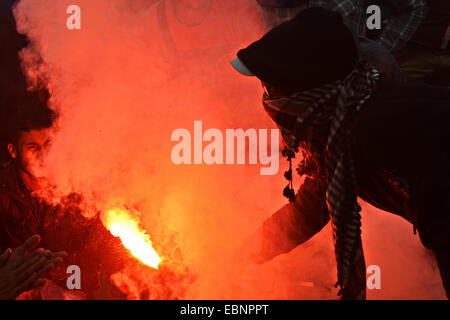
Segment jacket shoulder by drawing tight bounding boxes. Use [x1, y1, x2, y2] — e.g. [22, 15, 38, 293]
[0, 162, 21, 214]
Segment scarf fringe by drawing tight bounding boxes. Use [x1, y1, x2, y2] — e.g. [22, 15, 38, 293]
[265, 61, 380, 299]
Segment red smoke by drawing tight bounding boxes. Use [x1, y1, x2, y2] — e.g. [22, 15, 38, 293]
[12, 0, 446, 299]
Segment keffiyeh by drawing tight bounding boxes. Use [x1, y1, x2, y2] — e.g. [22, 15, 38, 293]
[263, 61, 380, 299]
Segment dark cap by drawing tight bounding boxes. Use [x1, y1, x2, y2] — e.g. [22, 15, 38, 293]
[236, 7, 359, 95]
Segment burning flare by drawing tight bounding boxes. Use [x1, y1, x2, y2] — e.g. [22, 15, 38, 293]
[104, 208, 162, 269]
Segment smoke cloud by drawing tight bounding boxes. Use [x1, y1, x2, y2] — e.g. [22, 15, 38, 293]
[12, 0, 446, 299]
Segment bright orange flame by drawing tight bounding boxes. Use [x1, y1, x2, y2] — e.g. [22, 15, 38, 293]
[104, 208, 162, 269]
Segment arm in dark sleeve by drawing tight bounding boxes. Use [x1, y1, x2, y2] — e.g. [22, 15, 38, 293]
[246, 177, 329, 263]
[40, 195, 130, 297]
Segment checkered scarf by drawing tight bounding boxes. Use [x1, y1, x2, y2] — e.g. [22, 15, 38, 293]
[263, 61, 380, 299]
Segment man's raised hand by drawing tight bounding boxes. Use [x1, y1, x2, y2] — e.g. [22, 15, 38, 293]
[0, 234, 67, 300]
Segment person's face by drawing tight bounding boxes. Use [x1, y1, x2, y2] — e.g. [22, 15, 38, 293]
[8, 128, 52, 178]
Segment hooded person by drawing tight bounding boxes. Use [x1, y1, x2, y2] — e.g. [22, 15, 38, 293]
[231, 7, 450, 300]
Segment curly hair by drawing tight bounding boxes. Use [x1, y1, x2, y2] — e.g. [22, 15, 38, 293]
[0, 90, 57, 162]
[0, 0, 56, 162]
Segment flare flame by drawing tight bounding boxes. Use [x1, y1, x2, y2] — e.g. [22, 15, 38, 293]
[104, 208, 162, 269]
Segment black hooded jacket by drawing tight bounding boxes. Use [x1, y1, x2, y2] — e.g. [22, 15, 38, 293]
[237, 8, 450, 298]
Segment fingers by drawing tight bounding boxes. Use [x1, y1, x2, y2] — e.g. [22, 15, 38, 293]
[46, 251, 68, 260]
[12, 235, 41, 257]
[8, 246, 66, 273]
[15, 255, 65, 293]
[36, 262, 56, 278]
[47, 256, 64, 267]
[0, 248, 11, 268]
[8, 247, 46, 270]
[13, 272, 43, 298]
[31, 278, 47, 290]
[10, 247, 66, 283]
[3, 239, 69, 300]
[36, 254, 65, 278]
[15, 256, 48, 283]
[22, 235, 41, 254]
[23, 253, 65, 280]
